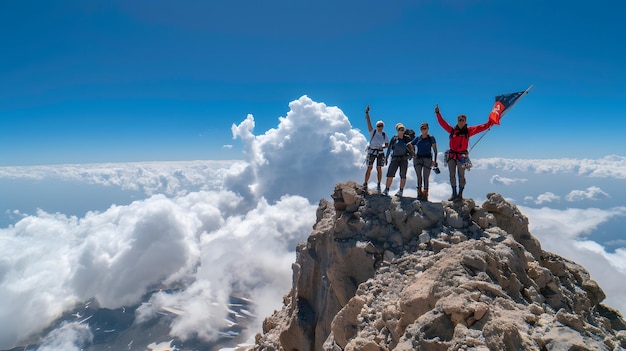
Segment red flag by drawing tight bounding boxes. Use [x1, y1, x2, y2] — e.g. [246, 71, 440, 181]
[488, 85, 533, 125]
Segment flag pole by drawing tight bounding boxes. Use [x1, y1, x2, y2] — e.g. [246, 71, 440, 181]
[469, 84, 533, 153]
[469, 126, 491, 153]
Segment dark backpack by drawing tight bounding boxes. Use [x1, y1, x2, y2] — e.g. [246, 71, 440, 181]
[405, 128, 416, 142]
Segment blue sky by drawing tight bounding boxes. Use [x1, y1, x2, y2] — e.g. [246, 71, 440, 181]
[1, 0, 625, 166]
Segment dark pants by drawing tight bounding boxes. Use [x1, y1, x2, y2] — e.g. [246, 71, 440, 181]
[387, 156, 408, 179]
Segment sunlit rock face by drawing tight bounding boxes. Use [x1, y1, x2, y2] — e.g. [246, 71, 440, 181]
[253, 181, 626, 351]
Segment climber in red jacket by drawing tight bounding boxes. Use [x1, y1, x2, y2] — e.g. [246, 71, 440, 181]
[435, 104, 494, 201]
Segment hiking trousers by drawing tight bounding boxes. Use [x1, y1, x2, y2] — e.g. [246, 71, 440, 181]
[447, 158, 466, 189]
[414, 157, 433, 189]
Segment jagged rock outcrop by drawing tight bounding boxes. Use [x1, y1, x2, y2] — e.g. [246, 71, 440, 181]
[254, 181, 626, 351]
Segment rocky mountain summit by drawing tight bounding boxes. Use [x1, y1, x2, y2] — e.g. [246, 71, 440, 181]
[252, 181, 626, 351]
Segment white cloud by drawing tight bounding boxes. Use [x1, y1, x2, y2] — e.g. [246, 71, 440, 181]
[229, 95, 366, 202]
[35, 322, 92, 351]
[490, 174, 527, 185]
[0, 189, 316, 349]
[521, 206, 626, 241]
[0, 160, 242, 196]
[141, 195, 316, 343]
[476, 155, 626, 179]
[566, 186, 609, 202]
[606, 239, 626, 247]
[0, 193, 205, 348]
[534, 192, 561, 204]
[69, 194, 204, 307]
[223, 144, 233, 149]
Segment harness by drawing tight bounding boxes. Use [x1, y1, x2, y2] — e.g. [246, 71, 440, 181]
[369, 149, 384, 157]
[447, 126, 469, 161]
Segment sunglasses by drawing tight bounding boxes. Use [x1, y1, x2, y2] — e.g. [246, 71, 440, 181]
[376, 125, 384, 128]
[420, 127, 428, 130]
[398, 128, 405, 131]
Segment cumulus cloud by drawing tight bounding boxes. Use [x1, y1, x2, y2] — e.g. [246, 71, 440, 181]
[490, 174, 527, 185]
[0, 193, 205, 347]
[534, 192, 561, 205]
[566, 186, 610, 202]
[0, 190, 316, 349]
[229, 95, 365, 202]
[139, 195, 316, 342]
[69, 194, 204, 307]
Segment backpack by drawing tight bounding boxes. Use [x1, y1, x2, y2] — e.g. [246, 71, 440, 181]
[405, 128, 416, 142]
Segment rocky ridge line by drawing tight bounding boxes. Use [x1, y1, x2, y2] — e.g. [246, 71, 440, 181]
[253, 181, 626, 351]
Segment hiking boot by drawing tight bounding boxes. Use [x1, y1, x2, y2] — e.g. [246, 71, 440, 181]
[417, 188, 423, 200]
[423, 189, 429, 201]
[376, 183, 382, 193]
[383, 188, 389, 196]
[448, 187, 457, 201]
[395, 189, 403, 197]
[363, 182, 369, 194]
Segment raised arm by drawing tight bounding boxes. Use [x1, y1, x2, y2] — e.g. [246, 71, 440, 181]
[468, 120, 494, 136]
[365, 105, 373, 133]
[435, 104, 453, 133]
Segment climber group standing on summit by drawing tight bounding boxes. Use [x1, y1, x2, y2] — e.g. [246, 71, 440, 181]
[363, 103, 494, 202]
